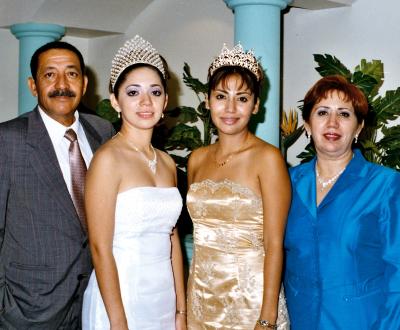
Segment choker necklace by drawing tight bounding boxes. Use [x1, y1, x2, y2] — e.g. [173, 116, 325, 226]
[117, 132, 157, 174]
[215, 135, 249, 168]
[315, 165, 345, 192]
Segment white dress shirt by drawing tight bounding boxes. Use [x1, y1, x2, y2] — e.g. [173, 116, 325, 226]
[38, 107, 93, 194]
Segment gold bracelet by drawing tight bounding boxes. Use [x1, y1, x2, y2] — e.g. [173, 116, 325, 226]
[257, 319, 278, 329]
[176, 310, 187, 315]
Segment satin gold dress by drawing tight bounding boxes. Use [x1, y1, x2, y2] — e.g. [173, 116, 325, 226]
[186, 179, 289, 329]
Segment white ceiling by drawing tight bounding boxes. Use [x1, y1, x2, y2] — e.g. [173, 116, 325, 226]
[0, 0, 153, 37]
[0, 0, 356, 38]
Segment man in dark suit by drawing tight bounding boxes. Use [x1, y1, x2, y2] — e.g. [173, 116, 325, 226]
[0, 41, 114, 329]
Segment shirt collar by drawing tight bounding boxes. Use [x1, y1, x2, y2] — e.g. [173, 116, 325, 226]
[38, 106, 81, 143]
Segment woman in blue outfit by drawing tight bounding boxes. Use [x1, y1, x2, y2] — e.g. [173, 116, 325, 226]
[284, 75, 400, 330]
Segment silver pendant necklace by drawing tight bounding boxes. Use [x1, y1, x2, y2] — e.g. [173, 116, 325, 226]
[117, 132, 157, 174]
[316, 165, 345, 192]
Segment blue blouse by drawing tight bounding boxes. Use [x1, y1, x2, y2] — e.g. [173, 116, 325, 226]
[284, 150, 400, 330]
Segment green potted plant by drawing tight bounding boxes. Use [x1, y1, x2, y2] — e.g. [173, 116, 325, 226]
[154, 63, 217, 170]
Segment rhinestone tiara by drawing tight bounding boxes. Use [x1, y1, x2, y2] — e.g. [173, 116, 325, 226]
[208, 43, 263, 81]
[110, 35, 166, 90]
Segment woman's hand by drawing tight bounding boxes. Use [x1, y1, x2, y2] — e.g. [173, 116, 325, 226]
[254, 322, 263, 330]
[254, 320, 278, 330]
[175, 312, 187, 330]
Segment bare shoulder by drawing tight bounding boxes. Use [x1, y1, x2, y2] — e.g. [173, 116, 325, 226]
[187, 146, 213, 184]
[156, 148, 176, 171]
[84, 137, 124, 198]
[246, 136, 288, 183]
[248, 137, 290, 203]
[188, 146, 212, 169]
[250, 136, 286, 169]
[89, 137, 121, 173]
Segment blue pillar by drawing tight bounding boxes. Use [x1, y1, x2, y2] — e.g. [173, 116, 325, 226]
[224, 0, 291, 147]
[11, 23, 65, 115]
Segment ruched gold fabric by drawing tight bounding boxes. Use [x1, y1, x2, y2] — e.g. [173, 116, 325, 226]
[187, 179, 289, 329]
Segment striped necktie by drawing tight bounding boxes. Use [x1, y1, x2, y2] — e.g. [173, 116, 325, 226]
[64, 128, 87, 230]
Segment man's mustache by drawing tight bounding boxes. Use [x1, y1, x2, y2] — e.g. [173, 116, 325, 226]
[48, 89, 76, 98]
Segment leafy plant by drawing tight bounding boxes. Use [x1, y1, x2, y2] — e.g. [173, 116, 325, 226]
[95, 98, 121, 131]
[155, 63, 217, 170]
[296, 54, 400, 170]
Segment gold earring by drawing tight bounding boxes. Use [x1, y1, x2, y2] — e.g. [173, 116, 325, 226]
[117, 111, 121, 119]
[161, 113, 164, 119]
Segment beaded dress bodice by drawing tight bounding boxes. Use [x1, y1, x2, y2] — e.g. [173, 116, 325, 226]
[186, 179, 289, 329]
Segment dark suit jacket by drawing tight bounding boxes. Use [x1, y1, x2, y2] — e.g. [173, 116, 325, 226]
[0, 108, 114, 329]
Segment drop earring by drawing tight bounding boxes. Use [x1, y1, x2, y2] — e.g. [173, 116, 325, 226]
[161, 113, 165, 119]
[354, 134, 358, 143]
[117, 111, 121, 119]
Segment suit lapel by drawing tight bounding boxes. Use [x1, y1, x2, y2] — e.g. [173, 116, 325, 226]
[293, 159, 317, 219]
[26, 109, 82, 228]
[80, 114, 103, 153]
[292, 151, 367, 219]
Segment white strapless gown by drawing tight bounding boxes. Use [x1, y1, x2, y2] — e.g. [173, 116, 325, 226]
[82, 187, 182, 330]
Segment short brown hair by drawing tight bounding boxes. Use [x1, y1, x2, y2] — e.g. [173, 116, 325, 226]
[302, 75, 368, 123]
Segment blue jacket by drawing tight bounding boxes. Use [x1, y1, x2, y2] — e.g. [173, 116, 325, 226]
[284, 150, 400, 330]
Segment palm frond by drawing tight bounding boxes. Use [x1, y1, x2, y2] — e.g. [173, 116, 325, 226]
[372, 88, 400, 125]
[354, 59, 384, 97]
[377, 125, 400, 170]
[351, 71, 378, 97]
[297, 143, 316, 164]
[182, 62, 208, 95]
[165, 123, 203, 151]
[313, 54, 352, 78]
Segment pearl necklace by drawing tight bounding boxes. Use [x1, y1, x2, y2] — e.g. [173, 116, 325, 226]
[117, 132, 157, 174]
[316, 165, 345, 192]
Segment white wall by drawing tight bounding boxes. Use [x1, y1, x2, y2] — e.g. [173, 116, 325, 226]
[1, 0, 399, 167]
[86, 0, 233, 111]
[0, 0, 233, 123]
[0, 29, 19, 122]
[283, 0, 400, 165]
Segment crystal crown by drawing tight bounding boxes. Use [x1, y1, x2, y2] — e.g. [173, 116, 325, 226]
[208, 43, 263, 81]
[110, 35, 166, 90]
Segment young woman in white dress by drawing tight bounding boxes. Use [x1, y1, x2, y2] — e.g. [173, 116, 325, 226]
[82, 36, 187, 330]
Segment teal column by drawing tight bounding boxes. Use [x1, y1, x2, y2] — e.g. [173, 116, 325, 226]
[224, 0, 291, 147]
[11, 23, 65, 115]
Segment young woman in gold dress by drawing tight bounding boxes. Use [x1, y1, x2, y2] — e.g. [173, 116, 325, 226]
[186, 44, 290, 330]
